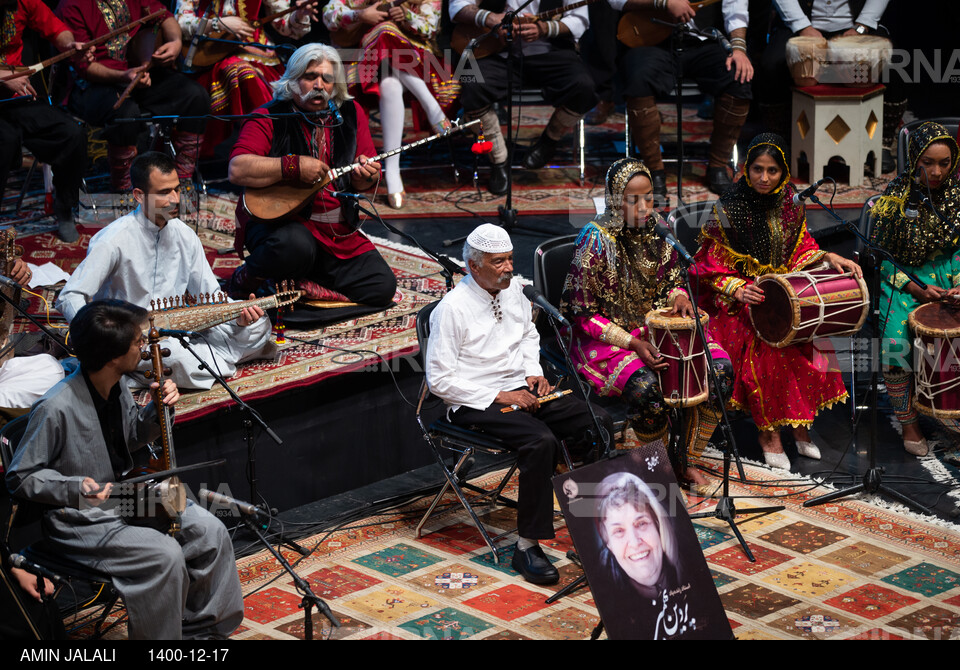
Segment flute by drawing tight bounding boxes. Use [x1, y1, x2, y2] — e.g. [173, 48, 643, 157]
[500, 389, 572, 413]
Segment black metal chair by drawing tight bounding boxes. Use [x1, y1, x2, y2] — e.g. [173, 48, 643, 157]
[666, 198, 717, 256]
[532, 234, 578, 375]
[413, 301, 519, 564]
[1, 416, 122, 639]
[896, 117, 960, 175]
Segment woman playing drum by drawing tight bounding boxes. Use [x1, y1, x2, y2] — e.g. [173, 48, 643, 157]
[561, 158, 733, 485]
[692, 133, 860, 470]
[870, 121, 960, 457]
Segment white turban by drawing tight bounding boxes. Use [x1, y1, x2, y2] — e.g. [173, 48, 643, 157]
[466, 223, 513, 253]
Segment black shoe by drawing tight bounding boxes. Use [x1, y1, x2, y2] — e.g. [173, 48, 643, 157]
[706, 166, 733, 195]
[511, 543, 559, 585]
[523, 135, 559, 170]
[488, 161, 509, 196]
[650, 170, 668, 207]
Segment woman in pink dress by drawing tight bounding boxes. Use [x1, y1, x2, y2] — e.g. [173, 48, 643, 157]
[691, 133, 860, 469]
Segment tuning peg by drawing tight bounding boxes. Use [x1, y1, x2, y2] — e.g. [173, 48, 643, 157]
[162, 366, 172, 376]
[160, 348, 170, 357]
[140, 351, 151, 362]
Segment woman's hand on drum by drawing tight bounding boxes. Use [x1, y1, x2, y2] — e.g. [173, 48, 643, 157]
[669, 294, 698, 319]
[825, 252, 863, 278]
[908, 282, 947, 304]
[632, 339, 668, 372]
[735, 284, 764, 306]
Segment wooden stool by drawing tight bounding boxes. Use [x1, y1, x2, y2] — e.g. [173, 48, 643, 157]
[791, 84, 885, 186]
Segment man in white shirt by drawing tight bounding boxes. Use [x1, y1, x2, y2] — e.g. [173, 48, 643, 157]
[56, 152, 274, 390]
[450, 0, 598, 194]
[425, 224, 613, 585]
[609, 0, 753, 198]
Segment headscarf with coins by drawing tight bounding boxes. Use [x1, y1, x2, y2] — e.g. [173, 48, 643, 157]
[870, 121, 960, 267]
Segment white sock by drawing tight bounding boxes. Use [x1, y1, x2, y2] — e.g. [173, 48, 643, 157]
[379, 76, 405, 195]
[516, 537, 537, 551]
[396, 69, 447, 130]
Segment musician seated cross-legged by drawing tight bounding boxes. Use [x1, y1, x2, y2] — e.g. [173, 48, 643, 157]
[611, 0, 753, 198]
[56, 152, 274, 391]
[5, 299, 244, 640]
[175, 0, 318, 158]
[57, 0, 211, 192]
[227, 43, 398, 313]
[560, 158, 733, 485]
[425, 223, 614, 585]
[870, 122, 960, 457]
[449, 0, 598, 195]
[0, 0, 91, 242]
[690, 133, 861, 471]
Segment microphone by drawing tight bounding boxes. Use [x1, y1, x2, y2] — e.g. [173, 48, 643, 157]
[792, 179, 826, 205]
[327, 99, 342, 124]
[653, 221, 696, 266]
[707, 28, 733, 55]
[522, 284, 569, 327]
[9, 553, 63, 586]
[331, 191, 364, 201]
[184, 12, 210, 70]
[904, 187, 920, 220]
[197, 488, 265, 518]
[0, 274, 22, 290]
[158, 328, 203, 339]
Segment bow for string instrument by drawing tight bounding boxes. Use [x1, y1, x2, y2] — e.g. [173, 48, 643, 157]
[241, 118, 481, 224]
[125, 317, 187, 536]
[180, 0, 321, 71]
[0, 9, 166, 82]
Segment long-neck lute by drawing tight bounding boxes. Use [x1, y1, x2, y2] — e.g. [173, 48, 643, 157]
[451, 0, 600, 58]
[617, 0, 722, 49]
[149, 283, 300, 333]
[0, 229, 23, 365]
[241, 118, 481, 223]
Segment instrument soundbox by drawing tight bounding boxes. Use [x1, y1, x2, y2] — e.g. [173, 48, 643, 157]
[148, 281, 301, 333]
[241, 118, 481, 224]
[0, 229, 23, 366]
[451, 0, 600, 59]
[616, 0, 721, 49]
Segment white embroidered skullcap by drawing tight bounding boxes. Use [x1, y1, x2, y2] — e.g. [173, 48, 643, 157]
[466, 223, 513, 253]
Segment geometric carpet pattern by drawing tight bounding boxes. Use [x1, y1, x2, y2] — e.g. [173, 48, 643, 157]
[229, 455, 960, 640]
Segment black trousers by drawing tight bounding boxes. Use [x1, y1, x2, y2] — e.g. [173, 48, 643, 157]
[459, 48, 598, 115]
[243, 219, 397, 307]
[451, 392, 613, 540]
[621, 39, 752, 101]
[0, 99, 85, 212]
[68, 68, 209, 145]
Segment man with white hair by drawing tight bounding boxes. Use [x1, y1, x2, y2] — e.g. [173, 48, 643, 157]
[425, 223, 613, 585]
[228, 43, 396, 309]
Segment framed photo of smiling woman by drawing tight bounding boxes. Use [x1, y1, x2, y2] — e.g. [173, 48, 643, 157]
[553, 444, 731, 640]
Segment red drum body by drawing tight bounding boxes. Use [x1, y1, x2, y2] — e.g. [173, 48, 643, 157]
[645, 308, 710, 408]
[749, 269, 869, 348]
[909, 302, 960, 419]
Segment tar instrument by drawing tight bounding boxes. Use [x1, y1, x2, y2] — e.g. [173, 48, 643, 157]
[0, 9, 166, 82]
[0, 229, 24, 365]
[330, 0, 423, 49]
[645, 307, 710, 408]
[500, 388, 572, 413]
[180, 1, 320, 70]
[616, 0, 720, 49]
[749, 268, 868, 348]
[241, 118, 480, 224]
[451, 0, 600, 59]
[148, 282, 300, 334]
[909, 300, 960, 419]
[785, 34, 892, 87]
[127, 318, 186, 536]
[113, 16, 167, 111]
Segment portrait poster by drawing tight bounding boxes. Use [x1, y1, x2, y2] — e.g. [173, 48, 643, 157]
[553, 442, 732, 640]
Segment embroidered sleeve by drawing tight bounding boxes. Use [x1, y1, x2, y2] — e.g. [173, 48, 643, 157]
[403, 0, 440, 38]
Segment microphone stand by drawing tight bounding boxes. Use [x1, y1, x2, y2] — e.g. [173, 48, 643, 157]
[445, 0, 560, 248]
[801, 193, 936, 515]
[672, 253, 784, 562]
[163, 333, 313, 553]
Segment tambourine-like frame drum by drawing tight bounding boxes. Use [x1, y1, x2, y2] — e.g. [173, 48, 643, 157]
[749, 268, 869, 348]
[645, 308, 710, 408]
[786, 35, 829, 87]
[909, 302, 960, 419]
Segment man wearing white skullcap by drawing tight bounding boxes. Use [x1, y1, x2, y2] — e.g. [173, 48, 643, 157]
[425, 224, 613, 585]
